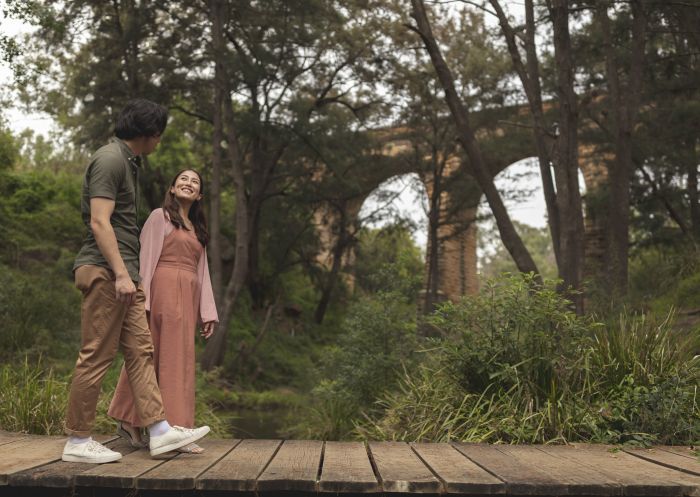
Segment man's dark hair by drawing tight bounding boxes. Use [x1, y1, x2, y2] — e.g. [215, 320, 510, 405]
[114, 99, 168, 140]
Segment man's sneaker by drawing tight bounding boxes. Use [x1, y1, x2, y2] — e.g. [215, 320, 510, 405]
[149, 425, 210, 457]
[62, 439, 122, 464]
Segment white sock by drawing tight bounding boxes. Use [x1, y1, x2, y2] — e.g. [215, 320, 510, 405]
[69, 436, 91, 445]
[148, 420, 171, 437]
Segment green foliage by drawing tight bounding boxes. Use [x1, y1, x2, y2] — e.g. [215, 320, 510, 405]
[0, 125, 19, 171]
[0, 358, 67, 435]
[590, 312, 699, 444]
[0, 169, 83, 268]
[354, 224, 424, 299]
[624, 243, 700, 323]
[360, 275, 700, 445]
[0, 169, 83, 361]
[0, 264, 81, 362]
[479, 222, 558, 281]
[288, 290, 419, 440]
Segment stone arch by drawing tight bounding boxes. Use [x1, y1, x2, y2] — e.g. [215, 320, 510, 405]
[312, 103, 612, 307]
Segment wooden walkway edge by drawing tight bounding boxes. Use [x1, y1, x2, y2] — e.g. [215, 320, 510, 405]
[0, 431, 698, 496]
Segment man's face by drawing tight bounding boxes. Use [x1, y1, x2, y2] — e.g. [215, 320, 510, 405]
[142, 134, 162, 155]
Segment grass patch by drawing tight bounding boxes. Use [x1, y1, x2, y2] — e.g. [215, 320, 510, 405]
[0, 358, 68, 435]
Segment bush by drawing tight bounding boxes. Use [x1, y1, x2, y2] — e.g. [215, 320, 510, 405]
[287, 290, 418, 439]
[360, 274, 700, 445]
[0, 264, 81, 362]
[589, 311, 700, 444]
[431, 274, 595, 407]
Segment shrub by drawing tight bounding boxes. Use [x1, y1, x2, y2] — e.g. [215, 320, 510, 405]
[0, 264, 81, 362]
[287, 290, 418, 439]
[361, 274, 700, 445]
[589, 311, 700, 444]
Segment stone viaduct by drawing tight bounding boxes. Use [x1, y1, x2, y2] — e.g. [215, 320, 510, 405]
[313, 103, 609, 303]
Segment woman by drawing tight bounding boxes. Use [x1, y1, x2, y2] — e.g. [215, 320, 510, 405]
[108, 169, 218, 454]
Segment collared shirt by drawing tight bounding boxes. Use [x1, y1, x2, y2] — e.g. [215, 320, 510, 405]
[73, 137, 142, 282]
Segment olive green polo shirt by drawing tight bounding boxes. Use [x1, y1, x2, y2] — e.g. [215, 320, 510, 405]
[73, 138, 142, 283]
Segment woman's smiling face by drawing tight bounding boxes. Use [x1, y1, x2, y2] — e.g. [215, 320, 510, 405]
[171, 170, 202, 203]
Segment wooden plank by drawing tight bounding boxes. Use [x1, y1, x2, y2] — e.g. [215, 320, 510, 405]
[0, 436, 70, 484]
[8, 438, 135, 488]
[623, 447, 700, 477]
[0, 431, 29, 441]
[75, 444, 176, 488]
[540, 444, 700, 497]
[257, 439, 324, 492]
[136, 439, 238, 490]
[319, 441, 379, 493]
[195, 439, 281, 491]
[453, 443, 569, 496]
[0, 437, 30, 448]
[660, 446, 700, 461]
[411, 442, 504, 494]
[0, 432, 30, 447]
[369, 441, 441, 494]
[498, 445, 621, 496]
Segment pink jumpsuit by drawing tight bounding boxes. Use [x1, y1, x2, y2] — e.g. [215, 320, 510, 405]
[108, 209, 218, 427]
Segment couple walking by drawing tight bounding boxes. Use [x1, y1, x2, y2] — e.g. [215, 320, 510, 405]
[62, 99, 218, 463]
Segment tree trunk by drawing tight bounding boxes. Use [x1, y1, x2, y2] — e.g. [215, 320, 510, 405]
[314, 214, 349, 324]
[423, 155, 444, 314]
[246, 135, 266, 308]
[201, 0, 251, 371]
[687, 138, 700, 237]
[246, 206, 264, 308]
[489, 0, 561, 268]
[208, 38, 224, 304]
[410, 0, 540, 279]
[547, 0, 585, 313]
[596, 0, 647, 298]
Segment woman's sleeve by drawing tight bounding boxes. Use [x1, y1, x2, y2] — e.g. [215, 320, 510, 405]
[197, 247, 219, 324]
[139, 208, 168, 312]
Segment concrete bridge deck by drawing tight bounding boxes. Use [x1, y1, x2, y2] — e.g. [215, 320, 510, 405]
[0, 431, 698, 496]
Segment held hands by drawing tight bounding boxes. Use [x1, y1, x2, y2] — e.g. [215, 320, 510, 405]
[200, 321, 216, 339]
[115, 274, 137, 305]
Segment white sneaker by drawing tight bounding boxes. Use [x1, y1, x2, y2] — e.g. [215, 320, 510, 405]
[62, 439, 122, 464]
[149, 425, 210, 457]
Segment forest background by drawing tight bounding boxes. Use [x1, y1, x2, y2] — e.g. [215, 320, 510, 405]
[0, 0, 698, 446]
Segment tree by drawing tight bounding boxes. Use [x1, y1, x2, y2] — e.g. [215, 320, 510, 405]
[593, 0, 647, 297]
[488, 0, 585, 312]
[408, 0, 541, 281]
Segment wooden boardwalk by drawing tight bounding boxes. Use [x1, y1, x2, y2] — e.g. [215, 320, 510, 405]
[1, 431, 699, 496]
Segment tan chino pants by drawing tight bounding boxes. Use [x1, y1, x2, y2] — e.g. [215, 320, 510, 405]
[65, 265, 165, 437]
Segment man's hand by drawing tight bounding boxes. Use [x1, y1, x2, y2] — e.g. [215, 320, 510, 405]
[200, 321, 216, 339]
[115, 274, 136, 305]
[90, 196, 134, 305]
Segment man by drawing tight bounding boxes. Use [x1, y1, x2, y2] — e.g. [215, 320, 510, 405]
[63, 99, 209, 464]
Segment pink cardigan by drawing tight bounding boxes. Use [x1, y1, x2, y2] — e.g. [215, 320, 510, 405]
[139, 208, 219, 324]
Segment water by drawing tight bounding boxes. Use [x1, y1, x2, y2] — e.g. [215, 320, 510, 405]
[229, 408, 288, 439]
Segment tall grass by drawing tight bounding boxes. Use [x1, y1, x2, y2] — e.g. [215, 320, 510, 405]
[358, 276, 700, 445]
[0, 358, 68, 434]
[0, 357, 233, 437]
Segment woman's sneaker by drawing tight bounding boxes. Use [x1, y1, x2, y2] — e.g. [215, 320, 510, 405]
[149, 425, 210, 457]
[62, 439, 122, 464]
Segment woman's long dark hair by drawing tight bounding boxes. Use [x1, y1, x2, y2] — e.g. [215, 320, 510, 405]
[163, 169, 209, 247]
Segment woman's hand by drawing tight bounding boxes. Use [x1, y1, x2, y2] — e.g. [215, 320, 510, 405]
[200, 321, 216, 339]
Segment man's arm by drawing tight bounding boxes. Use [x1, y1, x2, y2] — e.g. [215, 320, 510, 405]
[90, 196, 136, 304]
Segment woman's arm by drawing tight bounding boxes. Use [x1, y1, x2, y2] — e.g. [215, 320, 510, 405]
[197, 247, 219, 326]
[139, 208, 170, 311]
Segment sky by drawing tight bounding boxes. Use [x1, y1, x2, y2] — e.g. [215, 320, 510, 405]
[0, 8, 56, 136]
[359, 159, 551, 252]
